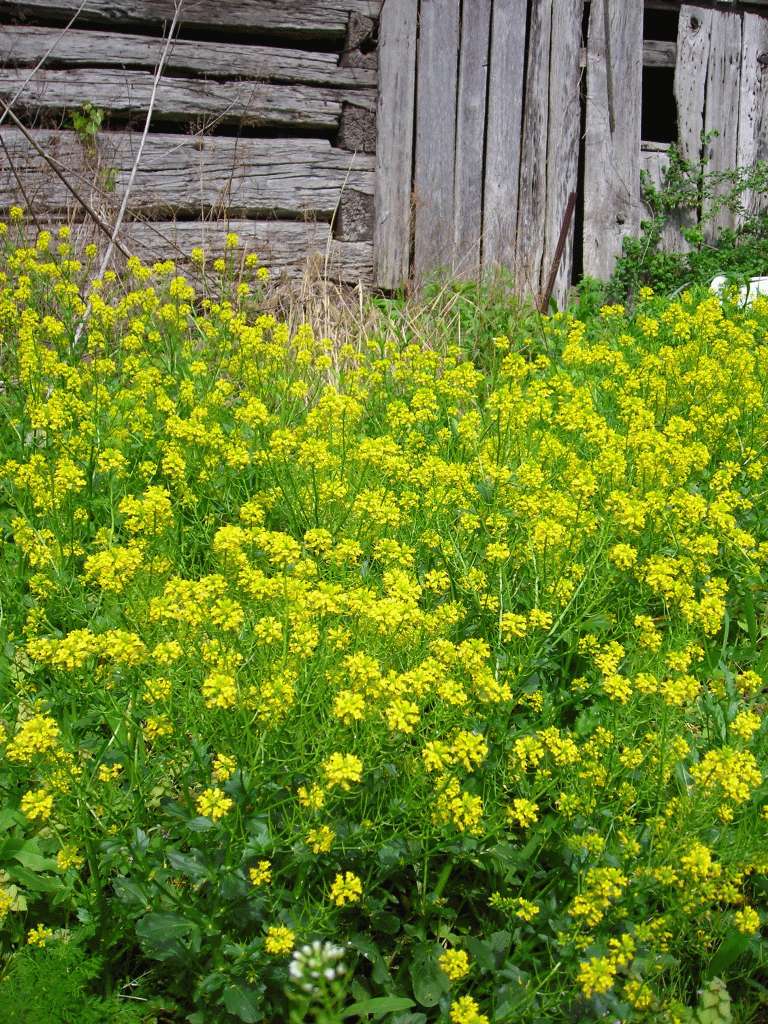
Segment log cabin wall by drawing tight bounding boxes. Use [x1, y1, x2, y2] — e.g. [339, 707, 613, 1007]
[0, 1, 380, 283]
[1, 1, 768, 297]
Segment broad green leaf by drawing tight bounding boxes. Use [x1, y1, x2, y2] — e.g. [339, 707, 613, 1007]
[221, 983, 263, 1023]
[409, 948, 448, 1008]
[136, 911, 199, 961]
[343, 996, 416, 1018]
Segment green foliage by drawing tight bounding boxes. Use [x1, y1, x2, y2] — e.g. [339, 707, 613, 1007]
[1, 221, 767, 1023]
[0, 932, 156, 1023]
[70, 102, 104, 147]
[607, 136, 768, 301]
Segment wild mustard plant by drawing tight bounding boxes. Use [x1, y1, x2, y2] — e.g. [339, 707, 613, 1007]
[0, 216, 766, 1022]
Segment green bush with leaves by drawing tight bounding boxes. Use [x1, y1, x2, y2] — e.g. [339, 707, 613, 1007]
[607, 136, 768, 301]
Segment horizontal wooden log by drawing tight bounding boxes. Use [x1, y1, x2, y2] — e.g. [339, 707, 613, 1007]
[121, 220, 374, 283]
[14, 218, 373, 283]
[0, 1, 383, 40]
[0, 26, 377, 89]
[579, 39, 677, 68]
[0, 129, 375, 218]
[0, 69, 375, 130]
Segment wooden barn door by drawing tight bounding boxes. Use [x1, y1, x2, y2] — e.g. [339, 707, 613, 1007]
[676, 5, 768, 239]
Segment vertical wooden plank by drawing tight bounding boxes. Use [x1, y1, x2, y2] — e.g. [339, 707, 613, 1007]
[675, 6, 712, 167]
[738, 13, 768, 219]
[583, 0, 643, 280]
[453, 0, 491, 277]
[703, 10, 742, 237]
[374, 0, 418, 289]
[413, 0, 460, 283]
[482, 0, 526, 270]
[515, 0, 554, 296]
[543, 0, 584, 307]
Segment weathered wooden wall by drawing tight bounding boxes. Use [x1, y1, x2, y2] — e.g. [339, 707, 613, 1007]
[2, 0, 768, 296]
[0, 0, 380, 283]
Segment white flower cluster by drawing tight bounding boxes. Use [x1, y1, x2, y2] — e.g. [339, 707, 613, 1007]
[288, 939, 347, 993]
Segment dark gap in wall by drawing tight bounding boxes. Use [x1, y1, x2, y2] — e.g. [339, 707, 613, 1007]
[572, 44, 588, 284]
[51, 209, 334, 225]
[643, 8, 680, 43]
[3, 107, 338, 143]
[642, 66, 678, 143]
[0, 11, 345, 53]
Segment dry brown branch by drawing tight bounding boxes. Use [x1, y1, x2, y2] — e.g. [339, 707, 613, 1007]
[3, 107, 132, 256]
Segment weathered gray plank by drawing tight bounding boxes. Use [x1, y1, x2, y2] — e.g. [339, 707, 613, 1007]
[413, 0, 460, 282]
[482, 0, 526, 269]
[675, 6, 712, 166]
[703, 10, 743, 236]
[580, 40, 677, 69]
[738, 13, 768, 218]
[583, 0, 643, 280]
[0, 129, 375, 218]
[453, 0, 491, 277]
[544, 0, 584, 308]
[16, 218, 373, 283]
[640, 142, 693, 254]
[0, 1, 382, 40]
[122, 221, 373, 283]
[515, 0, 554, 295]
[0, 26, 377, 89]
[0, 69, 374, 130]
[374, 0, 417, 289]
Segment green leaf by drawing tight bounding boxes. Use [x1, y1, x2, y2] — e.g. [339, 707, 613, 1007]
[409, 948, 448, 1008]
[167, 849, 208, 881]
[221, 983, 263, 1023]
[706, 934, 750, 978]
[343, 996, 416, 1018]
[14, 847, 58, 872]
[8, 866, 62, 892]
[136, 911, 199, 962]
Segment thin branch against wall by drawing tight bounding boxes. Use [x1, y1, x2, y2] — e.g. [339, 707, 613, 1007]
[95, 1, 183, 278]
[0, 0, 87, 129]
[3, 106, 132, 256]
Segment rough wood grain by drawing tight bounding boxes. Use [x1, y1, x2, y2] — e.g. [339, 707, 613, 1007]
[738, 13, 768, 217]
[340, 12, 377, 70]
[640, 142, 693, 254]
[0, 26, 377, 89]
[515, 0, 554, 296]
[704, 10, 743, 236]
[0, 129, 375, 218]
[0, 68, 374, 130]
[337, 102, 376, 153]
[0, 1, 383, 40]
[580, 40, 677, 69]
[33, 218, 374, 282]
[374, 0, 417, 290]
[544, 0, 584, 308]
[583, 0, 643, 280]
[413, 0, 460, 283]
[675, 6, 712, 166]
[482, 0, 526, 269]
[334, 188, 374, 241]
[453, 0, 491, 277]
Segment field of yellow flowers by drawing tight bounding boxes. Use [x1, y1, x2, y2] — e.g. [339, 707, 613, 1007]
[0, 217, 766, 1023]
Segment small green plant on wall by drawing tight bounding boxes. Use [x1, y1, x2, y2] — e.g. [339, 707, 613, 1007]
[70, 102, 104, 148]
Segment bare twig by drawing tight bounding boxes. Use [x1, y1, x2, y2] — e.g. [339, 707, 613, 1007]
[0, 0, 87, 130]
[3, 107, 132, 257]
